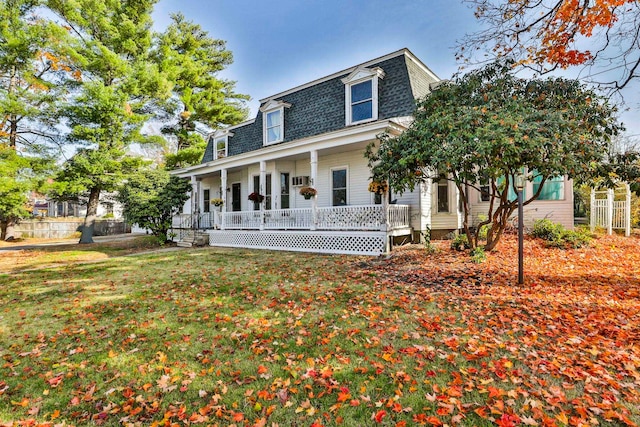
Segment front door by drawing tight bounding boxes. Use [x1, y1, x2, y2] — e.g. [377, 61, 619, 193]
[232, 183, 241, 211]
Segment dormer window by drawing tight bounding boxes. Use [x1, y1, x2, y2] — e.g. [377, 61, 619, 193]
[210, 130, 233, 160]
[342, 66, 385, 126]
[260, 100, 291, 146]
[215, 136, 227, 159]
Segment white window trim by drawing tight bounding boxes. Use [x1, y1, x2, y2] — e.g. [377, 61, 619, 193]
[210, 130, 233, 161]
[260, 99, 291, 146]
[214, 136, 227, 160]
[331, 166, 349, 206]
[341, 66, 385, 126]
[436, 179, 450, 214]
[532, 174, 566, 201]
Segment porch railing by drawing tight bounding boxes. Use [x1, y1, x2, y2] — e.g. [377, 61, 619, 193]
[316, 205, 384, 230]
[264, 208, 313, 229]
[388, 205, 410, 230]
[173, 204, 410, 233]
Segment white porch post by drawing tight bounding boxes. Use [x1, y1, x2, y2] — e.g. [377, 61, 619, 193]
[382, 191, 389, 232]
[590, 188, 595, 232]
[310, 150, 318, 231]
[190, 176, 198, 229]
[221, 169, 227, 230]
[625, 183, 631, 237]
[260, 161, 266, 231]
[607, 188, 614, 235]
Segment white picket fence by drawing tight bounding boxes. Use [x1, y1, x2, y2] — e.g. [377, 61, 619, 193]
[590, 185, 631, 236]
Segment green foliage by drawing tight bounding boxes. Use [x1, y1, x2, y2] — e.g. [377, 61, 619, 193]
[117, 168, 191, 243]
[420, 226, 438, 254]
[0, 146, 30, 223]
[476, 214, 489, 240]
[164, 133, 207, 170]
[530, 219, 593, 249]
[470, 246, 487, 263]
[154, 13, 248, 168]
[367, 60, 622, 252]
[0, 0, 70, 151]
[450, 233, 471, 251]
[46, 0, 171, 242]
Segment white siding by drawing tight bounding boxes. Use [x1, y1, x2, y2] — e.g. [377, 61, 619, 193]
[468, 178, 574, 229]
[418, 181, 432, 233]
[431, 181, 462, 231]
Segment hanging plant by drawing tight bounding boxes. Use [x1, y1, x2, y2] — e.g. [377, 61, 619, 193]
[299, 186, 317, 200]
[248, 192, 265, 203]
[368, 180, 389, 195]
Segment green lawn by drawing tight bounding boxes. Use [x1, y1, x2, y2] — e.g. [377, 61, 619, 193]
[0, 235, 639, 427]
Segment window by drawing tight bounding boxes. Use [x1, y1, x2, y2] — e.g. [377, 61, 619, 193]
[215, 137, 227, 159]
[437, 175, 449, 213]
[332, 168, 348, 206]
[280, 173, 290, 209]
[479, 179, 491, 202]
[260, 100, 291, 146]
[265, 110, 282, 144]
[497, 174, 525, 202]
[203, 189, 210, 213]
[374, 192, 382, 205]
[342, 66, 384, 126]
[351, 80, 373, 123]
[533, 173, 564, 200]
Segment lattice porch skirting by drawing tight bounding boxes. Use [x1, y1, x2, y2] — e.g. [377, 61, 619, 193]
[206, 230, 387, 256]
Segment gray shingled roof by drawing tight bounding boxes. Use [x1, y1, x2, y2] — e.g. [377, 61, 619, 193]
[202, 51, 438, 163]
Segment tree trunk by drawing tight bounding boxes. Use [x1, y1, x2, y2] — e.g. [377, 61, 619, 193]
[1, 217, 18, 241]
[79, 187, 100, 244]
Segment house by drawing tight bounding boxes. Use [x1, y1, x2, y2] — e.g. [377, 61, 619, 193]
[171, 48, 574, 255]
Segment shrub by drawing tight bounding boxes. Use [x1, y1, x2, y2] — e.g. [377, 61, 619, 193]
[531, 219, 564, 241]
[530, 219, 592, 249]
[450, 233, 470, 251]
[471, 246, 486, 263]
[476, 214, 489, 240]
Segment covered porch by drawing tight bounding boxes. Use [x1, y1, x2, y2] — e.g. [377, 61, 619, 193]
[171, 204, 412, 255]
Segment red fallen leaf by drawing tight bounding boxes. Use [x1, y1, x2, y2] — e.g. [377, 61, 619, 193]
[474, 407, 489, 419]
[373, 410, 387, 423]
[337, 387, 351, 403]
[232, 411, 244, 422]
[496, 413, 521, 427]
[253, 417, 267, 427]
[257, 365, 268, 375]
[320, 366, 333, 378]
[311, 421, 325, 427]
[48, 375, 63, 388]
[396, 421, 408, 427]
[425, 415, 443, 426]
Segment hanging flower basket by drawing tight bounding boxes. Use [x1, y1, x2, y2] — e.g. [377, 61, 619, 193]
[368, 180, 389, 195]
[211, 198, 224, 207]
[299, 186, 317, 200]
[248, 192, 264, 203]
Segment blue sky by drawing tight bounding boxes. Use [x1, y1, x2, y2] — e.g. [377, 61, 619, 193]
[152, 0, 640, 138]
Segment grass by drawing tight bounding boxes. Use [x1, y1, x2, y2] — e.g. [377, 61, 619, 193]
[0, 233, 639, 426]
[0, 235, 167, 273]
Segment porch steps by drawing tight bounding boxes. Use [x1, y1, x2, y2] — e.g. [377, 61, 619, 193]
[177, 230, 209, 248]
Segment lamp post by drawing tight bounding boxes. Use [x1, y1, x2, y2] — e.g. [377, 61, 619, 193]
[515, 174, 526, 285]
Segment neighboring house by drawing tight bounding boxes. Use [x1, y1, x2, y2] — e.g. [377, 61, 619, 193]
[47, 194, 123, 219]
[171, 48, 573, 255]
